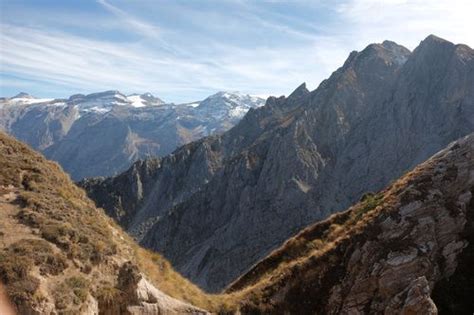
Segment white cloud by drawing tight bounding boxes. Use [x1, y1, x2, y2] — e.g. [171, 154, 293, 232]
[337, 0, 474, 50]
[0, 23, 332, 101]
[97, 0, 161, 39]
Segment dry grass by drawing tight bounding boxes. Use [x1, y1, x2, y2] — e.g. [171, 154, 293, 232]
[0, 132, 235, 313]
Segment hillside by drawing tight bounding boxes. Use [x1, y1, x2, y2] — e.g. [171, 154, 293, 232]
[0, 132, 219, 314]
[83, 35, 474, 292]
[230, 133, 474, 314]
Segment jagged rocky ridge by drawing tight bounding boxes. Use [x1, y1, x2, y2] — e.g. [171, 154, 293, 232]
[0, 132, 212, 314]
[82, 35, 474, 292]
[0, 90, 264, 180]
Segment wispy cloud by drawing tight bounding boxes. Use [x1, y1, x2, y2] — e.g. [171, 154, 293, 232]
[97, 0, 161, 39]
[1, 0, 473, 102]
[1, 22, 340, 102]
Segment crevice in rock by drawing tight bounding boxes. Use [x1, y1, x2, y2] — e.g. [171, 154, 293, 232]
[431, 188, 474, 314]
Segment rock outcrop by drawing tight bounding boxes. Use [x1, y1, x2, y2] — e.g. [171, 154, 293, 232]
[83, 35, 474, 292]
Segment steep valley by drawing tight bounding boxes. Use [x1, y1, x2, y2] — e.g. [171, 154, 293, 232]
[82, 35, 474, 292]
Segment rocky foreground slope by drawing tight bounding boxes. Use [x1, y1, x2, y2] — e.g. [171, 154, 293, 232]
[0, 91, 264, 180]
[82, 35, 474, 292]
[0, 132, 214, 314]
[229, 133, 474, 314]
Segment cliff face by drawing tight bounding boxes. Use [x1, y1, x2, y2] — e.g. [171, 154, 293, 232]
[84, 35, 474, 292]
[230, 133, 474, 314]
[0, 132, 211, 314]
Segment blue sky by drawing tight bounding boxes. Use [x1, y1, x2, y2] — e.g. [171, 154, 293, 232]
[1, 0, 473, 103]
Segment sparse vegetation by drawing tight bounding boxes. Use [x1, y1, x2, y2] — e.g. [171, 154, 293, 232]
[0, 132, 231, 313]
[350, 192, 384, 223]
[54, 276, 90, 311]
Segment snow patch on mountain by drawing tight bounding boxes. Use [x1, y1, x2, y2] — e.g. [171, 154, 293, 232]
[3, 97, 55, 106]
[1, 90, 264, 118]
[127, 95, 146, 108]
[194, 91, 265, 120]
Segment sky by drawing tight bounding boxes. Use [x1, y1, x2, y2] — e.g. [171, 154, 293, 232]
[0, 0, 473, 103]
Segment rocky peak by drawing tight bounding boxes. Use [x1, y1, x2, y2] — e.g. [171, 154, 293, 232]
[420, 34, 453, 47]
[126, 93, 165, 107]
[68, 93, 86, 102]
[287, 82, 310, 100]
[352, 40, 411, 71]
[198, 91, 264, 109]
[139, 92, 164, 104]
[340, 40, 410, 73]
[12, 92, 33, 99]
[409, 34, 457, 64]
[395, 35, 474, 112]
[193, 91, 265, 121]
[67, 90, 131, 111]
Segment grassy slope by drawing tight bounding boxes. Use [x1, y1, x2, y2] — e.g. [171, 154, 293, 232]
[0, 132, 229, 313]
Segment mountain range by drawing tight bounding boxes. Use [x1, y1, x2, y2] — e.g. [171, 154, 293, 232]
[0, 90, 264, 180]
[80, 35, 474, 293]
[2, 124, 474, 313]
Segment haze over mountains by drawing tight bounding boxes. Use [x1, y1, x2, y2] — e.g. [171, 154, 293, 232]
[0, 90, 264, 180]
[81, 35, 474, 293]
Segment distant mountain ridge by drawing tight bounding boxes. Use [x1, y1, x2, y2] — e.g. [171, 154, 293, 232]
[1, 90, 164, 109]
[81, 35, 474, 292]
[0, 90, 265, 179]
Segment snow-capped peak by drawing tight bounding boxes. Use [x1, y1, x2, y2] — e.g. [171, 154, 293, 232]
[1, 92, 54, 106]
[127, 93, 165, 107]
[67, 90, 130, 112]
[194, 91, 265, 119]
[12, 92, 34, 99]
